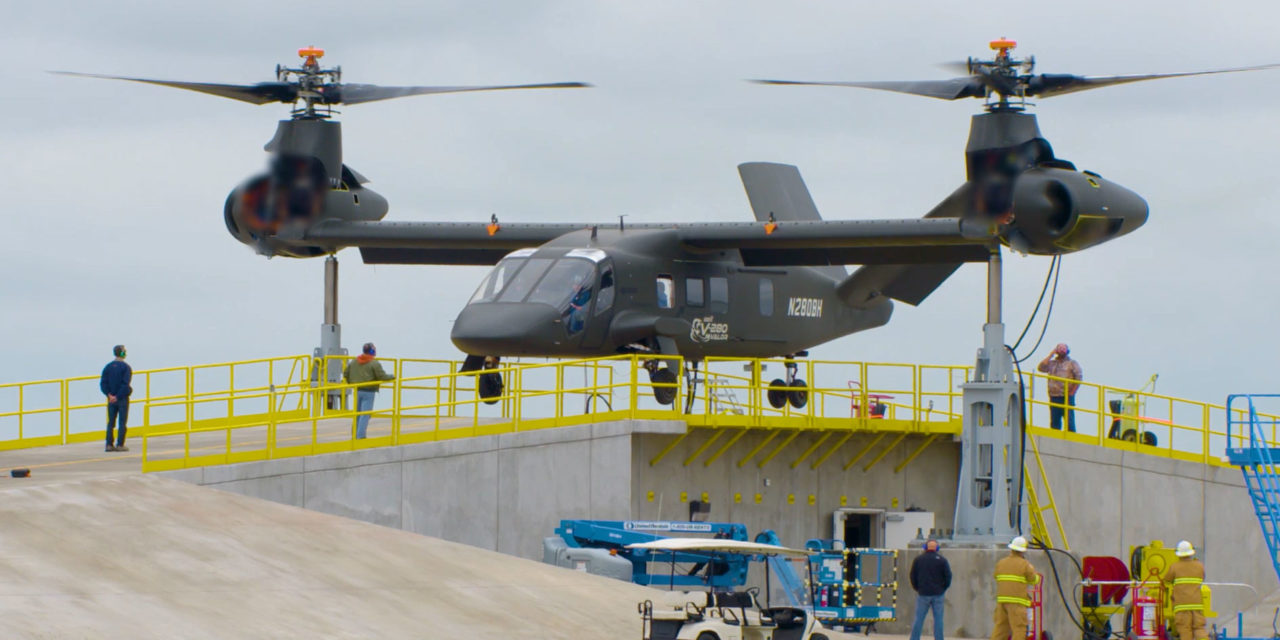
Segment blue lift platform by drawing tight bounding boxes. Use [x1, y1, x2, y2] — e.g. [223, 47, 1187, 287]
[555, 519, 750, 589]
[556, 520, 898, 632]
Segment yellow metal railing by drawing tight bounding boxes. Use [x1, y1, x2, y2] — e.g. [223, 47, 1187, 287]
[4, 352, 1276, 473]
[0, 355, 312, 451]
[1023, 370, 1280, 466]
[1024, 434, 1069, 550]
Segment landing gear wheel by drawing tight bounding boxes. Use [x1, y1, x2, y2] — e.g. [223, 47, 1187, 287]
[788, 379, 808, 409]
[478, 372, 503, 405]
[1141, 431, 1158, 446]
[767, 379, 789, 409]
[650, 367, 678, 405]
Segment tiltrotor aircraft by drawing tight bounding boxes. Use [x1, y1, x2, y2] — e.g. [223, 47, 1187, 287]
[65, 43, 1275, 407]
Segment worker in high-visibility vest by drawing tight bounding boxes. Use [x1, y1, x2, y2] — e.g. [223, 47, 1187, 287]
[1162, 540, 1208, 640]
[991, 536, 1040, 640]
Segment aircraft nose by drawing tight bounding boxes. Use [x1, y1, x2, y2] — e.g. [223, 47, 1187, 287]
[450, 303, 563, 356]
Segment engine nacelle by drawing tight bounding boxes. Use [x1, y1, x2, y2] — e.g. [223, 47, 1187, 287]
[224, 158, 389, 258]
[1001, 166, 1148, 255]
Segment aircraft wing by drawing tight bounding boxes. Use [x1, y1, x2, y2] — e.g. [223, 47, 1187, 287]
[296, 217, 994, 266]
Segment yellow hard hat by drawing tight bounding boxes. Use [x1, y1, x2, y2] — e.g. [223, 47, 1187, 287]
[1175, 540, 1195, 557]
[1008, 536, 1029, 552]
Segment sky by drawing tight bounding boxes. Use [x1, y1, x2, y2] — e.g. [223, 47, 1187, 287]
[3, 1, 1279, 407]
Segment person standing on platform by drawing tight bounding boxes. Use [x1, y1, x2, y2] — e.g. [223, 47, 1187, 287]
[909, 538, 952, 640]
[991, 536, 1039, 640]
[1163, 540, 1208, 640]
[100, 345, 133, 452]
[343, 343, 395, 439]
[1038, 343, 1082, 432]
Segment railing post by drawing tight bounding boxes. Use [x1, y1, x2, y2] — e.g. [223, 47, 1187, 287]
[629, 355, 639, 416]
[186, 366, 194, 433]
[61, 379, 68, 445]
[556, 363, 564, 421]
[392, 360, 401, 445]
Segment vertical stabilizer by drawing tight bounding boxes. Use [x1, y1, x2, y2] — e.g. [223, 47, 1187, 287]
[738, 162, 845, 279]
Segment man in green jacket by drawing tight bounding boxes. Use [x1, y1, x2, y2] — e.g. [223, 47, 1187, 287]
[343, 342, 395, 439]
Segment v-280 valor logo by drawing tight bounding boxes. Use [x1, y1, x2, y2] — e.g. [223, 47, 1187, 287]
[690, 316, 729, 342]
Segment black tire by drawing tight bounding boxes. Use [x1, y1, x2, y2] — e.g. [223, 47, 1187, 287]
[1122, 429, 1137, 442]
[788, 379, 809, 409]
[651, 367, 678, 406]
[478, 372, 503, 405]
[811, 634, 830, 640]
[767, 379, 789, 409]
[1041, 631, 1054, 640]
[1141, 431, 1158, 447]
[696, 633, 720, 640]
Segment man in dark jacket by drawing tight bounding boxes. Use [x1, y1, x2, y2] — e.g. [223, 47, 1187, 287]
[910, 538, 952, 640]
[99, 345, 133, 452]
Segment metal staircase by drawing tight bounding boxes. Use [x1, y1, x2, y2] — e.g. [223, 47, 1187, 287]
[1225, 394, 1280, 584]
[1024, 435, 1069, 550]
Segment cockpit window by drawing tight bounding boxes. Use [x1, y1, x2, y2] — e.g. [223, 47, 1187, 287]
[497, 258, 555, 303]
[469, 257, 526, 304]
[527, 258, 596, 309]
[595, 268, 615, 315]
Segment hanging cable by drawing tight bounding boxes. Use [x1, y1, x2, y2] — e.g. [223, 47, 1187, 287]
[1016, 256, 1062, 364]
[1007, 345, 1028, 536]
[1012, 255, 1058, 353]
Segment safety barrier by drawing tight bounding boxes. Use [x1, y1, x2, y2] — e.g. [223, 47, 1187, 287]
[2, 353, 1275, 471]
[1023, 369, 1275, 466]
[0, 355, 311, 451]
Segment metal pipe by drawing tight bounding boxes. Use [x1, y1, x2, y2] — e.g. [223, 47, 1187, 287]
[323, 255, 339, 325]
[987, 248, 1002, 325]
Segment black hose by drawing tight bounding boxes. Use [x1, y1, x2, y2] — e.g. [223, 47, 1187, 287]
[1007, 345, 1028, 536]
[1016, 256, 1062, 364]
[1012, 255, 1059, 353]
[1033, 542, 1127, 640]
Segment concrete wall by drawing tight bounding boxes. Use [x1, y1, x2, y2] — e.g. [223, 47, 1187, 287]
[630, 430, 960, 547]
[162, 420, 682, 559]
[164, 421, 1272, 639]
[1034, 436, 1273, 620]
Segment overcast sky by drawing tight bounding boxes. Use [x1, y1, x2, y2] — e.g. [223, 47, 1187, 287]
[4, 1, 1279, 407]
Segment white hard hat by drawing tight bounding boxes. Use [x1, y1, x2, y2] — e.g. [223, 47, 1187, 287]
[1008, 536, 1029, 552]
[1175, 540, 1195, 557]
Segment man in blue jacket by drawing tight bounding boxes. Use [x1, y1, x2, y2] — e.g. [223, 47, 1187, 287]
[100, 345, 133, 452]
[909, 538, 952, 640]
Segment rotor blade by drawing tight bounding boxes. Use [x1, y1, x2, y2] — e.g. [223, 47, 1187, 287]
[50, 71, 295, 105]
[1027, 63, 1280, 98]
[335, 82, 591, 105]
[751, 77, 986, 100]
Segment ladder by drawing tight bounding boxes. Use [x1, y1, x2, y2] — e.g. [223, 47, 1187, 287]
[707, 376, 745, 415]
[1225, 394, 1280, 584]
[1024, 434, 1070, 550]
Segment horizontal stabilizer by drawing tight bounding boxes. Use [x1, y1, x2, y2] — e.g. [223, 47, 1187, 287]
[838, 184, 978, 306]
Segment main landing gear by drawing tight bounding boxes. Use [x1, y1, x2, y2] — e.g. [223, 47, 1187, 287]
[767, 356, 808, 410]
[644, 359, 679, 406]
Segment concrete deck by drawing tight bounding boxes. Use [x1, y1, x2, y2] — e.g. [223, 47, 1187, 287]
[0, 415, 476, 487]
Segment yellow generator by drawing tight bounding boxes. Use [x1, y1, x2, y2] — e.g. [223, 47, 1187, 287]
[1080, 541, 1214, 640]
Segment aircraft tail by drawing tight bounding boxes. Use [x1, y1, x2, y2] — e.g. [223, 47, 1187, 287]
[737, 162, 846, 279]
